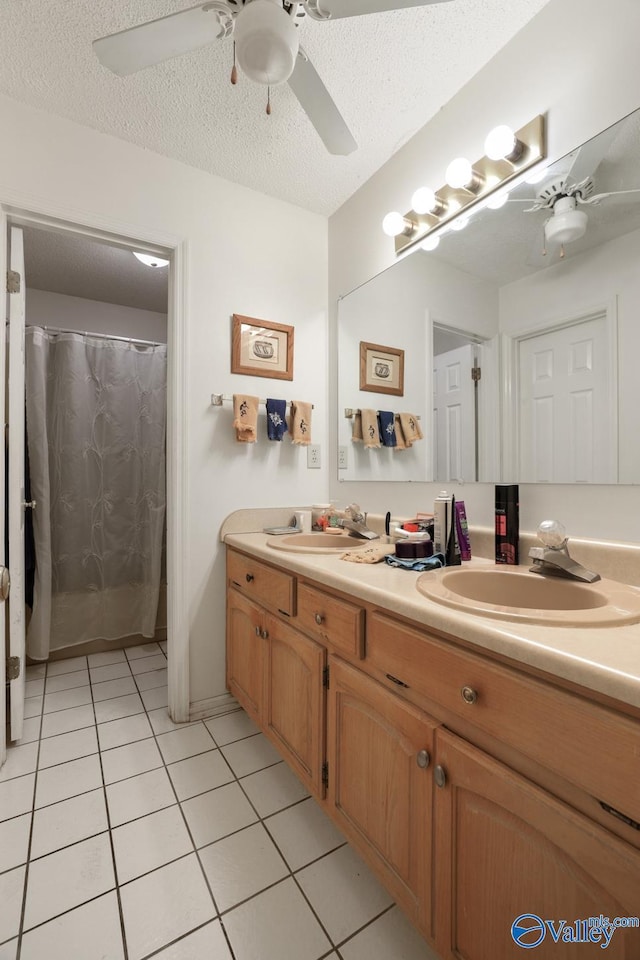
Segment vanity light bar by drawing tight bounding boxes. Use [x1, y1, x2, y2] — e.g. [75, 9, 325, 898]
[391, 114, 547, 256]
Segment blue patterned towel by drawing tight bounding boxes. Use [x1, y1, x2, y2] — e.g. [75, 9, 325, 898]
[385, 553, 445, 571]
[266, 399, 288, 441]
[378, 411, 397, 447]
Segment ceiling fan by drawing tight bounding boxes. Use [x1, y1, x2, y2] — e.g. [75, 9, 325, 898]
[519, 126, 640, 256]
[93, 0, 453, 156]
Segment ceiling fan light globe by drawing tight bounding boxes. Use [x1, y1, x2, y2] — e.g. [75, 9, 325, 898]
[544, 198, 588, 246]
[234, 0, 299, 86]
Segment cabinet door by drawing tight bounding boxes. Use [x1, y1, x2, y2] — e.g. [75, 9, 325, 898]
[226, 589, 265, 723]
[264, 614, 325, 798]
[434, 729, 640, 960]
[327, 656, 437, 938]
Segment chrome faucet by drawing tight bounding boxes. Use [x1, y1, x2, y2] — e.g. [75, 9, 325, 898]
[528, 521, 600, 583]
[337, 503, 380, 541]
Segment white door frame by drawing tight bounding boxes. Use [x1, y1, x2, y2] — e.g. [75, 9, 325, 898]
[1, 198, 190, 724]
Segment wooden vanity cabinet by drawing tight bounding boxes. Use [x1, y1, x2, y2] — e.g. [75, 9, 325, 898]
[226, 547, 640, 960]
[263, 612, 326, 797]
[433, 729, 640, 960]
[326, 656, 437, 938]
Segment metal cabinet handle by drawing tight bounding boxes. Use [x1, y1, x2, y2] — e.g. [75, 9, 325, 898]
[416, 749, 430, 769]
[461, 685, 478, 705]
[314, 613, 325, 625]
[261, 629, 269, 640]
[434, 765, 447, 788]
[386, 673, 409, 689]
[0, 565, 10, 601]
[246, 573, 254, 583]
[255, 626, 261, 637]
[22, 500, 36, 510]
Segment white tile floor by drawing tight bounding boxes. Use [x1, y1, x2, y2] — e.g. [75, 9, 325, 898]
[1, 641, 438, 960]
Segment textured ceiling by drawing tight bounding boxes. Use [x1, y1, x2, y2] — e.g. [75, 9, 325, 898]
[0, 0, 550, 216]
[23, 227, 169, 313]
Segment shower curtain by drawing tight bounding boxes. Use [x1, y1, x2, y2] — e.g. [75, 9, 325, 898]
[25, 326, 167, 660]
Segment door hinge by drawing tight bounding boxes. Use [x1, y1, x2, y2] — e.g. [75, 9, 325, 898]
[322, 761, 329, 787]
[6, 656, 20, 681]
[322, 665, 330, 689]
[6, 270, 21, 294]
[471, 365, 481, 382]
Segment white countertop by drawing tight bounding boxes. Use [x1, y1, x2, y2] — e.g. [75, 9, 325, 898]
[225, 531, 640, 711]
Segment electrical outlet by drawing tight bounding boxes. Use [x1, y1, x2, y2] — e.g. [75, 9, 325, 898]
[338, 446, 348, 469]
[307, 444, 321, 469]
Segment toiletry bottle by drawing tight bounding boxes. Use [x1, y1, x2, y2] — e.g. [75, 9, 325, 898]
[445, 495, 462, 566]
[495, 484, 519, 564]
[433, 490, 450, 554]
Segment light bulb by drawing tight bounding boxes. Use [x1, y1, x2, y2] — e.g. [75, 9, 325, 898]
[411, 187, 441, 215]
[484, 125, 521, 161]
[382, 212, 411, 237]
[451, 217, 469, 231]
[133, 252, 169, 268]
[420, 235, 440, 251]
[487, 191, 509, 210]
[446, 157, 482, 191]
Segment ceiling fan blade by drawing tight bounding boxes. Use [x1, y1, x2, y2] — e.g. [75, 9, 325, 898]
[564, 123, 620, 186]
[305, 0, 451, 18]
[288, 48, 357, 155]
[93, 3, 224, 76]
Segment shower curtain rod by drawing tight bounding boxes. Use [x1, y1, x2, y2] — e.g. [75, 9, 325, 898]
[27, 324, 165, 348]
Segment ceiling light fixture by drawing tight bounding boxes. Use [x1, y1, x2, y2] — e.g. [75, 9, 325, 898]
[445, 157, 483, 193]
[234, 0, 299, 86]
[544, 196, 588, 246]
[484, 125, 524, 162]
[133, 252, 170, 268]
[386, 114, 547, 256]
[381, 212, 415, 238]
[411, 187, 447, 217]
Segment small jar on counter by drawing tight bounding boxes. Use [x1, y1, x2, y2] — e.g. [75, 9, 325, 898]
[312, 503, 333, 531]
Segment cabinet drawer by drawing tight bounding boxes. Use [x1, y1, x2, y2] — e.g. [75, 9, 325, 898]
[227, 550, 295, 617]
[297, 582, 364, 658]
[367, 611, 640, 823]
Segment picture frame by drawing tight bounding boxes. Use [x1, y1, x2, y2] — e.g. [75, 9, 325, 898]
[359, 340, 404, 396]
[231, 314, 294, 381]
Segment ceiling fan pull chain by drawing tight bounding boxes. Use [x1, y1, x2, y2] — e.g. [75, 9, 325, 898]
[231, 41, 238, 85]
[266, 86, 272, 116]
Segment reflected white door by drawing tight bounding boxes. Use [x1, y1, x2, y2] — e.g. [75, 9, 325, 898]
[433, 344, 476, 483]
[518, 314, 615, 483]
[7, 224, 27, 743]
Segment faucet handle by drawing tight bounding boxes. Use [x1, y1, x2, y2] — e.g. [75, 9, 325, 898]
[537, 520, 567, 549]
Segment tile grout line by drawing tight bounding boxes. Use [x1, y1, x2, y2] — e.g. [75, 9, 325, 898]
[15, 656, 50, 959]
[88, 653, 131, 960]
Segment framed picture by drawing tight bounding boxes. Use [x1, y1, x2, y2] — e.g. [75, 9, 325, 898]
[359, 340, 404, 396]
[231, 314, 294, 381]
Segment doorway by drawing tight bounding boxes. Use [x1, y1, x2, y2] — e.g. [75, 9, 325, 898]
[2, 207, 189, 769]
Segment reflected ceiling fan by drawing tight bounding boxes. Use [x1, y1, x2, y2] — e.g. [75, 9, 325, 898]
[93, 0, 453, 156]
[520, 127, 640, 257]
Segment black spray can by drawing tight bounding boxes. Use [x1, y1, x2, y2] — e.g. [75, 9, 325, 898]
[495, 484, 519, 565]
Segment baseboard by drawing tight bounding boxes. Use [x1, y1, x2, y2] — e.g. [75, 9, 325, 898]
[189, 692, 241, 722]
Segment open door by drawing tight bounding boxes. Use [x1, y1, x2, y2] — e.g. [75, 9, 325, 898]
[6, 223, 27, 743]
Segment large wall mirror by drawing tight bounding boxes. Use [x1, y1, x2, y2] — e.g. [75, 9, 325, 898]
[337, 107, 640, 484]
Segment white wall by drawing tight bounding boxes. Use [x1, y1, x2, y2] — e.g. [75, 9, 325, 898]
[329, 0, 640, 543]
[26, 288, 167, 342]
[0, 93, 328, 708]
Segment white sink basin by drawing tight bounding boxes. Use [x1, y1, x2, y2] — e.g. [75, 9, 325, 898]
[267, 531, 370, 554]
[416, 566, 640, 626]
